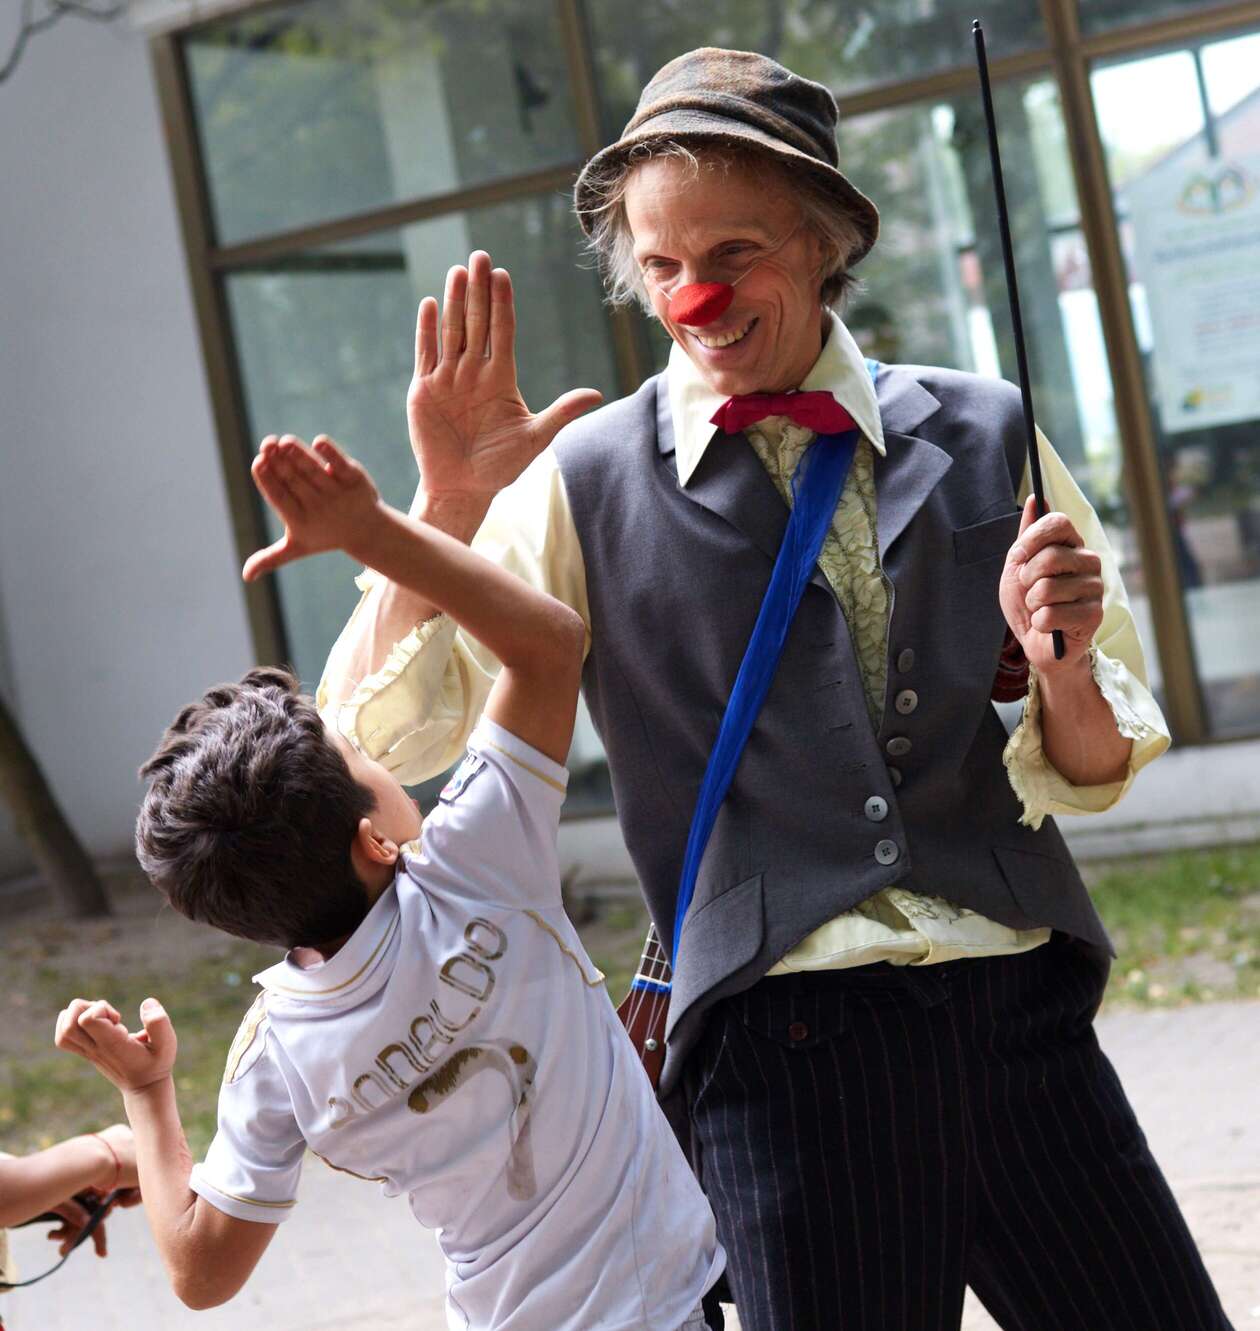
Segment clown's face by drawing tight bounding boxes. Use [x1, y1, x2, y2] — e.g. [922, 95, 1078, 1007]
[625, 155, 828, 397]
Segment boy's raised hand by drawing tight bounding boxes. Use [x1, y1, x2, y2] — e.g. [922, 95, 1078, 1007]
[243, 434, 381, 582]
[407, 251, 602, 499]
[55, 997, 178, 1094]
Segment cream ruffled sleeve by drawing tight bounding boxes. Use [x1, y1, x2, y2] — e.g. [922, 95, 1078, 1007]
[317, 449, 589, 784]
[1003, 429, 1170, 829]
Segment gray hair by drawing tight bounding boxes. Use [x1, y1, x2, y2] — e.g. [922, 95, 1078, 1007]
[581, 139, 866, 314]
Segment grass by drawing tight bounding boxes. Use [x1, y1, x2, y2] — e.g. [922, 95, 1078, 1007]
[3, 919, 277, 1157]
[1085, 842, 1260, 1005]
[3, 844, 1258, 1159]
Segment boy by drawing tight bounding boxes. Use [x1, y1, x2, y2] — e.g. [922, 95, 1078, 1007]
[55, 434, 724, 1329]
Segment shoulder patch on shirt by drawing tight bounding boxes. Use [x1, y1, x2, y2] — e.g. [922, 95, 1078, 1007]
[439, 752, 487, 804]
[223, 992, 268, 1085]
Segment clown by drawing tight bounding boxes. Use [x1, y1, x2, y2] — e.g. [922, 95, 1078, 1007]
[319, 47, 1228, 1331]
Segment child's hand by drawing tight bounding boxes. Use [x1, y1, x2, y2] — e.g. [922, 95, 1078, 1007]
[55, 997, 178, 1095]
[242, 434, 382, 582]
[46, 1195, 111, 1259]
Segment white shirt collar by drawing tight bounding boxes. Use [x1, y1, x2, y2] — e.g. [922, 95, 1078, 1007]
[254, 874, 403, 1008]
[665, 309, 886, 488]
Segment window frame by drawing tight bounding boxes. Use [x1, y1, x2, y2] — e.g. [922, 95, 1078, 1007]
[150, 0, 1260, 750]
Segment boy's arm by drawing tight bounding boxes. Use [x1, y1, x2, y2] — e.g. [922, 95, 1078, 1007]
[123, 1076, 277, 1309]
[246, 437, 585, 764]
[318, 490, 489, 715]
[54, 998, 276, 1309]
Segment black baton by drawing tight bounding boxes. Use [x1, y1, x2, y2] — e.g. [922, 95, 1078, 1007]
[973, 18, 1066, 660]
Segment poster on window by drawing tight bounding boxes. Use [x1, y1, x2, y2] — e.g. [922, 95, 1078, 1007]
[1129, 154, 1260, 434]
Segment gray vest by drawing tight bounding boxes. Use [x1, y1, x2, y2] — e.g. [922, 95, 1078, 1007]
[553, 364, 1111, 1093]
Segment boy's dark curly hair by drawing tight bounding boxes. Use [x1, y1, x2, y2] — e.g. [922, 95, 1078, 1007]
[135, 667, 375, 949]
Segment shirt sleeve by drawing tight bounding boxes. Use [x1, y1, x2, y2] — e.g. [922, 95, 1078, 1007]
[189, 1005, 306, 1225]
[407, 716, 569, 910]
[316, 449, 590, 786]
[1003, 428, 1171, 829]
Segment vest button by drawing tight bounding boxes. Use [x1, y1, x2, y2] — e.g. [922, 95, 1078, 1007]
[895, 689, 919, 715]
[864, 795, 889, 822]
[886, 736, 912, 757]
[788, 1021, 809, 1042]
[875, 839, 901, 866]
[897, 648, 916, 672]
[887, 766, 903, 787]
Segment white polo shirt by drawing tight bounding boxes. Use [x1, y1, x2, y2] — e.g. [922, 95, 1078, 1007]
[190, 717, 723, 1331]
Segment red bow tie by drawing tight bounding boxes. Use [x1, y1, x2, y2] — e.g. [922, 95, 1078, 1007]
[711, 391, 856, 436]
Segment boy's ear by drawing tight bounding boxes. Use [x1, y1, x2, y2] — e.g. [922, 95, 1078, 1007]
[352, 817, 399, 868]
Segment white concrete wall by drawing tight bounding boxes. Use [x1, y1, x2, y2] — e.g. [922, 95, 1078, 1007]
[0, 12, 253, 876]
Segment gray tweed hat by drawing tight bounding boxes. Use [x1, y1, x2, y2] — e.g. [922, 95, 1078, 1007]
[574, 47, 880, 264]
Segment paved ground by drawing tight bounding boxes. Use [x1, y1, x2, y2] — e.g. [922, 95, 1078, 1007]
[5, 1001, 1257, 1330]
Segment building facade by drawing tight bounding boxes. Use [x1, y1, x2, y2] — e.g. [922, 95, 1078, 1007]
[2, 0, 1259, 875]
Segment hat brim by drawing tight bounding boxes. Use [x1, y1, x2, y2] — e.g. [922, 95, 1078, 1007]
[574, 106, 879, 266]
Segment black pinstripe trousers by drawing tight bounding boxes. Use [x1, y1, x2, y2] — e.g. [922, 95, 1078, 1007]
[684, 936, 1232, 1331]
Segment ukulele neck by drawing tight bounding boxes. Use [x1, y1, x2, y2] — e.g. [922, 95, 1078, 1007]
[629, 923, 673, 994]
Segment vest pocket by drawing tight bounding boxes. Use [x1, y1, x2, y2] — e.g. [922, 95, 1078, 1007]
[952, 511, 1021, 565]
[668, 873, 766, 1041]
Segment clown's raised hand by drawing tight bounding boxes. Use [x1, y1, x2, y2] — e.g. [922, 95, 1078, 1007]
[243, 435, 380, 581]
[407, 251, 602, 500]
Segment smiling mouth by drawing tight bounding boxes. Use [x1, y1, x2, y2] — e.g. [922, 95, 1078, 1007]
[692, 318, 756, 349]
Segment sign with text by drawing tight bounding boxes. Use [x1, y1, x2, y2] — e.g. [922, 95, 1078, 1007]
[1130, 155, 1260, 434]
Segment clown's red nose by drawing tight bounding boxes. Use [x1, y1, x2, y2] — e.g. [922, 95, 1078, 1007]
[667, 282, 735, 327]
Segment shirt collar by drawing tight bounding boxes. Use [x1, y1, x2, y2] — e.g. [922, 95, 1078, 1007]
[666, 309, 886, 488]
[254, 871, 403, 1009]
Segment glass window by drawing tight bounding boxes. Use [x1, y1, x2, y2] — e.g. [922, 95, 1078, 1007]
[1093, 30, 1260, 736]
[1079, 1, 1232, 37]
[184, 0, 583, 246]
[585, 0, 1045, 129]
[224, 195, 620, 699]
[842, 78, 1123, 492]
[837, 77, 1157, 697]
[1092, 50, 1208, 192]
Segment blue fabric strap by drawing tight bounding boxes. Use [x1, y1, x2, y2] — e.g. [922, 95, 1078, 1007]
[666, 360, 879, 966]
